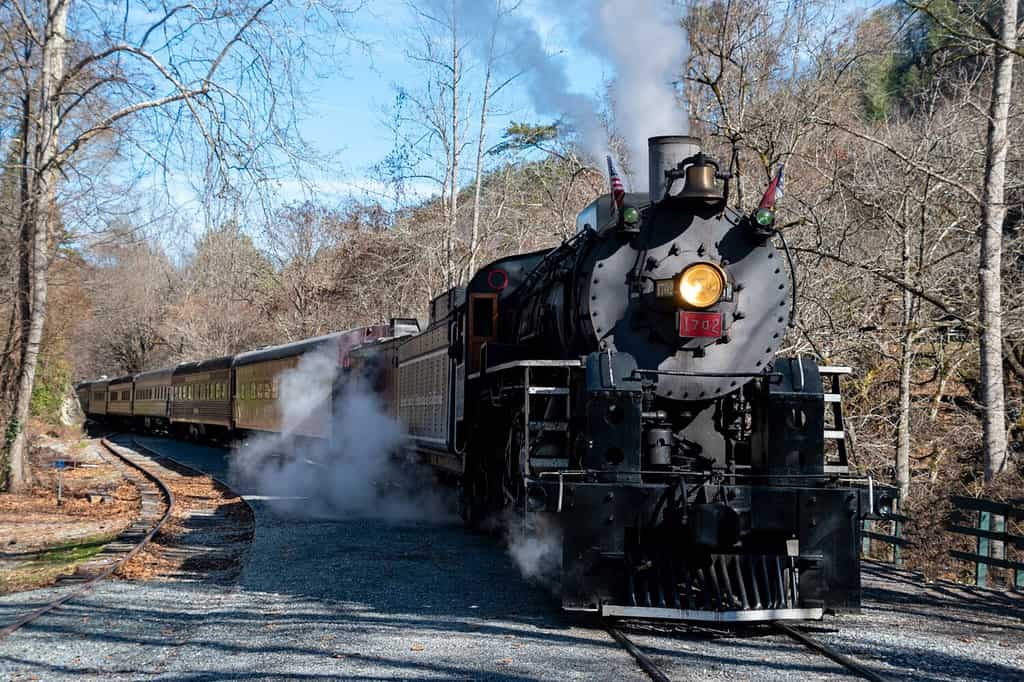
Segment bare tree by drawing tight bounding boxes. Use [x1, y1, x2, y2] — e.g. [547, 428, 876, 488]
[977, 0, 1017, 480]
[1, 0, 361, 490]
[467, 0, 521, 277]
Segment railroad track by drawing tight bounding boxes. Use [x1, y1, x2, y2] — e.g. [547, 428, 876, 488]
[0, 437, 174, 639]
[0, 436, 251, 640]
[608, 620, 887, 682]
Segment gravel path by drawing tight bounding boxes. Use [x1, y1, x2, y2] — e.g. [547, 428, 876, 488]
[0, 436, 1021, 681]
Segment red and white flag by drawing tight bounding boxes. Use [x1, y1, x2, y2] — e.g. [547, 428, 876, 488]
[606, 155, 625, 210]
[758, 164, 785, 209]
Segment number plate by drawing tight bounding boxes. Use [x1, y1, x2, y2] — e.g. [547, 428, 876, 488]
[678, 311, 723, 338]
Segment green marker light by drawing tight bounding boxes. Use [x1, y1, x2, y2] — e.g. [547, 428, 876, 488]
[755, 207, 775, 226]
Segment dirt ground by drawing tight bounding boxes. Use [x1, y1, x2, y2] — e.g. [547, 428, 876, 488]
[0, 431, 140, 594]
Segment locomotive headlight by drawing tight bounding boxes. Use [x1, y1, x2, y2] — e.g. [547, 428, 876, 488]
[677, 263, 726, 309]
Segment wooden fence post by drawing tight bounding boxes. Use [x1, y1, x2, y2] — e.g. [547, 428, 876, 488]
[893, 518, 902, 566]
[977, 510, 990, 588]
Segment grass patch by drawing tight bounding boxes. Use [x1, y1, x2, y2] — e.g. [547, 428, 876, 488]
[34, 534, 115, 564]
[0, 532, 120, 594]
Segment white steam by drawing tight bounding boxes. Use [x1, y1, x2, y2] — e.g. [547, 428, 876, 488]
[499, 510, 563, 592]
[588, 0, 690, 190]
[229, 351, 450, 522]
[457, 0, 688, 189]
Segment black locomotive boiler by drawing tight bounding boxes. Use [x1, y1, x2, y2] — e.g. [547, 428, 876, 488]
[398, 135, 895, 621]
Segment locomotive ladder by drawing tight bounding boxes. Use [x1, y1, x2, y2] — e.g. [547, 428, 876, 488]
[500, 360, 581, 474]
[819, 365, 852, 475]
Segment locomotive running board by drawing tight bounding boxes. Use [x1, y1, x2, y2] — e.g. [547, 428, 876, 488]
[600, 605, 824, 622]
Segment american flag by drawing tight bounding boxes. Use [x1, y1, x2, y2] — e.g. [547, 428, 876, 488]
[758, 164, 785, 209]
[606, 155, 625, 209]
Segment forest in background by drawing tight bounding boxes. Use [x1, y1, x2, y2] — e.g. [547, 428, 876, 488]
[1, 0, 1022, 582]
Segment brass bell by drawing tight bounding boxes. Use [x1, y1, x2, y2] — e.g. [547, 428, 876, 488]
[679, 160, 724, 203]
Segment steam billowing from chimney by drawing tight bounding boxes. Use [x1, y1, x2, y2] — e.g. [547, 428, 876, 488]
[457, 0, 688, 191]
[588, 0, 689, 191]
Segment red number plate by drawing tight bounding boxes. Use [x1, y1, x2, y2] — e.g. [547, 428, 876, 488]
[679, 311, 723, 338]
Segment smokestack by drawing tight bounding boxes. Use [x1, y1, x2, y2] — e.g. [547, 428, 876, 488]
[648, 135, 701, 203]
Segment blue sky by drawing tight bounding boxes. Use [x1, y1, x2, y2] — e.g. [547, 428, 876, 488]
[279, 0, 611, 204]
[144, 0, 884, 228]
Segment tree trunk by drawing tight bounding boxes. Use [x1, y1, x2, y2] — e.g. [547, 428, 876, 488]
[15, 81, 34, 383]
[6, 0, 70, 492]
[469, 47, 493, 279]
[979, 0, 1016, 482]
[896, 217, 914, 501]
[1, 43, 34, 414]
[448, 2, 460, 287]
[897, 333, 913, 500]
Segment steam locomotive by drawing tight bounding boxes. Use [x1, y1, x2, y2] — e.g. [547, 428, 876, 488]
[352, 135, 894, 621]
[80, 135, 894, 622]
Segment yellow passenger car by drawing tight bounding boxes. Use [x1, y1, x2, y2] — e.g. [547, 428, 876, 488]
[133, 368, 173, 431]
[170, 356, 234, 439]
[232, 326, 389, 438]
[107, 375, 134, 419]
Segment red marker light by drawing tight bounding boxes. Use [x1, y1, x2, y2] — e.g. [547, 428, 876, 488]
[487, 269, 509, 290]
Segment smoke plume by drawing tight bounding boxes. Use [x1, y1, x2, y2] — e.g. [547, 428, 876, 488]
[586, 0, 690, 190]
[458, 0, 688, 189]
[229, 351, 451, 521]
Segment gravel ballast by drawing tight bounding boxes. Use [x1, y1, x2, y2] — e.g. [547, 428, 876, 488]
[0, 436, 1020, 681]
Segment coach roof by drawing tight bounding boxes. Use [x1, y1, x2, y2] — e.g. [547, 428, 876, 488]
[172, 355, 235, 377]
[134, 367, 174, 384]
[232, 329, 364, 367]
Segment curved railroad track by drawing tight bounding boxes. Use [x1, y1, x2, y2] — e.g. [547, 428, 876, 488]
[0, 437, 175, 639]
[608, 620, 887, 682]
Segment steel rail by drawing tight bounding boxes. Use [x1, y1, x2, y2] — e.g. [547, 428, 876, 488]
[773, 622, 886, 682]
[0, 437, 175, 640]
[128, 436, 241, 506]
[606, 626, 671, 682]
